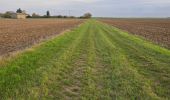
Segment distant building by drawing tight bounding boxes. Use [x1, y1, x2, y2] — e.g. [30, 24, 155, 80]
[11, 13, 27, 19]
[10, 8, 27, 19]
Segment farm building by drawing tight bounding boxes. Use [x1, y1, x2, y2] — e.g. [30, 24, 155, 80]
[11, 13, 27, 19]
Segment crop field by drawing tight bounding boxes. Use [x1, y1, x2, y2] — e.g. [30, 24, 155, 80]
[100, 19, 170, 49]
[0, 19, 170, 99]
[0, 19, 83, 56]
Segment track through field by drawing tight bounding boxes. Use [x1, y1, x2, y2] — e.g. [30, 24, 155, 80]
[0, 20, 170, 99]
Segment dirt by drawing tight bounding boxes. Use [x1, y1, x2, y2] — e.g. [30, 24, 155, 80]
[0, 19, 84, 56]
[100, 18, 170, 49]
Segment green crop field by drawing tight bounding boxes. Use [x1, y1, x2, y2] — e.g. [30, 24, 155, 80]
[0, 20, 170, 99]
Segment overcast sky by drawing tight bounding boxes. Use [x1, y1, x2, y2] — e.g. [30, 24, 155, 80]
[0, 0, 170, 17]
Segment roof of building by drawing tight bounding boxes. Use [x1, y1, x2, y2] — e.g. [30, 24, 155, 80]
[16, 13, 27, 15]
[12, 13, 27, 16]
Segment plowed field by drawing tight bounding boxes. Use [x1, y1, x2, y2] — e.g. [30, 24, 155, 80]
[100, 19, 170, 49]
[0, 19, 83, 56]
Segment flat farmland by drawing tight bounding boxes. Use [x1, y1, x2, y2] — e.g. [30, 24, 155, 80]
[100, 19, 170, 49]
[0, 19, 83, 56]
[0, 20, 170, 99]
[1, 0, 170, 99]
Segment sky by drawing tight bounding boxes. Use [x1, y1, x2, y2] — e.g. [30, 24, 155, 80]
[0, 0, 170, 17]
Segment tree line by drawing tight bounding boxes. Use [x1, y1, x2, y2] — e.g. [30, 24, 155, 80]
[0, 8, 92, 19]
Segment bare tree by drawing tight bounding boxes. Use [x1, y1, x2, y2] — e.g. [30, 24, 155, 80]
[83, 13, 92, 18]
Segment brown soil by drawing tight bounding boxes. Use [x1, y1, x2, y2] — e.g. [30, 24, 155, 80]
[100, 18, 170, 49]
[0, 19, 84, 56]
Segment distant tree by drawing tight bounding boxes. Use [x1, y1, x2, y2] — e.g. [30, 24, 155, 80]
[57, 15, 63, 18]
[2, 13, 11, 18]
[46, 10, 50, 17]
[32, 13, 40, 18]
[16, 8, 22, 13]
[83, 13, 92, 19]
[63, 16, 68, 18]
[0, 13, 3, 17]
[2, 11, 14, 18]
[26, 14, 32, 18]
[80, 16, 84, 19]
[69, 16, 76, 18]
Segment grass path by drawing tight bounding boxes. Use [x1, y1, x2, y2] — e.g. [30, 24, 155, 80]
[0, 20, 170, 99]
